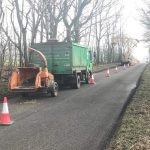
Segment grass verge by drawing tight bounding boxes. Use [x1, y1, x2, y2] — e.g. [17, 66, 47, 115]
[108, 64, 150, 150]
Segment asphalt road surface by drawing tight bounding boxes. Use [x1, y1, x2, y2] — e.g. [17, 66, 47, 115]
[0, 63, 146, 150]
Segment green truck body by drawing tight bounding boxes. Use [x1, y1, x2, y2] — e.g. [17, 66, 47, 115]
[31, 42, 93, 88]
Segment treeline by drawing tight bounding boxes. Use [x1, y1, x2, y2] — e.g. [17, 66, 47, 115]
[0, 0, 127, 79]
[140, 1, 150, 45]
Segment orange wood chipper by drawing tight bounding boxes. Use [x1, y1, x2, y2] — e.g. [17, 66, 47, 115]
[8, 48, 58, 97]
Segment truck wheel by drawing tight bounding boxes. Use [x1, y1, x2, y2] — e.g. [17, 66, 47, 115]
[51, 82, 58, 97]
[73, 75, 81, 89]
[85, 72, 90, 84]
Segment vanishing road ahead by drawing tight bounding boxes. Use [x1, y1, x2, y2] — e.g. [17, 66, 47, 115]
[0, 63, 146, 150]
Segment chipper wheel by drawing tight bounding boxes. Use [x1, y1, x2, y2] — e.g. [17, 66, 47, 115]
[46, 80, 58, 97]
[51, 82, 58, 97]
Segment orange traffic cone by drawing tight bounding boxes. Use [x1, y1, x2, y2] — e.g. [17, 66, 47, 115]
[115, 66, 118, 73]
[0, 97, 14, 125]
[105, 68, 111, 77]
[123, 64, 126, 70]
[89, 74, 96, 84]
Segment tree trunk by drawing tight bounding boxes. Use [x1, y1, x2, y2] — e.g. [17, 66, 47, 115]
[22, 28, 28, 66]
[66, 27, 71, 42]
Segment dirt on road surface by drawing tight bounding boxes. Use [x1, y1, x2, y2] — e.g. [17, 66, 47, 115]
[0, 63, 146, 150]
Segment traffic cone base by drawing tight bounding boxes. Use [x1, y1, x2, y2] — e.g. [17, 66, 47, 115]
[115, 66, 118, 73]
[0, 119, 14, 126]
[123, 64, 126, 70]
[0, 97, 14, 126]
[89, 75, 96, 84]
[105, 69, 111, 77]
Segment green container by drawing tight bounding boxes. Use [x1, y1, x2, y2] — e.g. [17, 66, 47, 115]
[31, 42, 92, 74]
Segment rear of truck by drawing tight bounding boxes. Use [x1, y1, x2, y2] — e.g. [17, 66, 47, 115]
[31, 42, 93, 88]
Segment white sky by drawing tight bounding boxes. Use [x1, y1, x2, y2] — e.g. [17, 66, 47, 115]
[123, 0, 149, 62]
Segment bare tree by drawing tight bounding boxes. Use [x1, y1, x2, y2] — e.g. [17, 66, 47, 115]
[2, 0, 30, 66]
[140, 1, 150, 44]
[26, 0, 48, 44]
[88, 0, 122, 64]
[46, 0, 65, 39]
[62, 0, 94, 42]
[0, 0, 7, 78]
[0, 0, 4, 24]
[0, 37, 8, 79]
[0, 0, 124, 70]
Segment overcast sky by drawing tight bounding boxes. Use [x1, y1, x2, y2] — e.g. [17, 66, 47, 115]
[123, 0, 149, 62]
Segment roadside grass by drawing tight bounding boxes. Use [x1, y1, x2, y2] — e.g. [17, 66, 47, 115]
[108, 64, 150, 150]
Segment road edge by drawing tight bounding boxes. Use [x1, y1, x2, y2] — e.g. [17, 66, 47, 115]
[97, 64, 148, 150]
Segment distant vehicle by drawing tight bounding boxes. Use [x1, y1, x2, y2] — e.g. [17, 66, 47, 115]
[8, 48, 58, 97]
[31, 41, 93, 89]
[121, 58, 131, 66]
[121, 51, 132, 66]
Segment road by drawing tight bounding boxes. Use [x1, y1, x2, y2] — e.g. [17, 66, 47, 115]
[0, 63, 146, 150]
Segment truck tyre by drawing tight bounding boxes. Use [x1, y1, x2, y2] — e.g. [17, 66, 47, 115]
[85, 72, 90, 84]
[51, 82, 58, 97]
[45, 81, 58, 97]
[72, 75, 81, 89]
